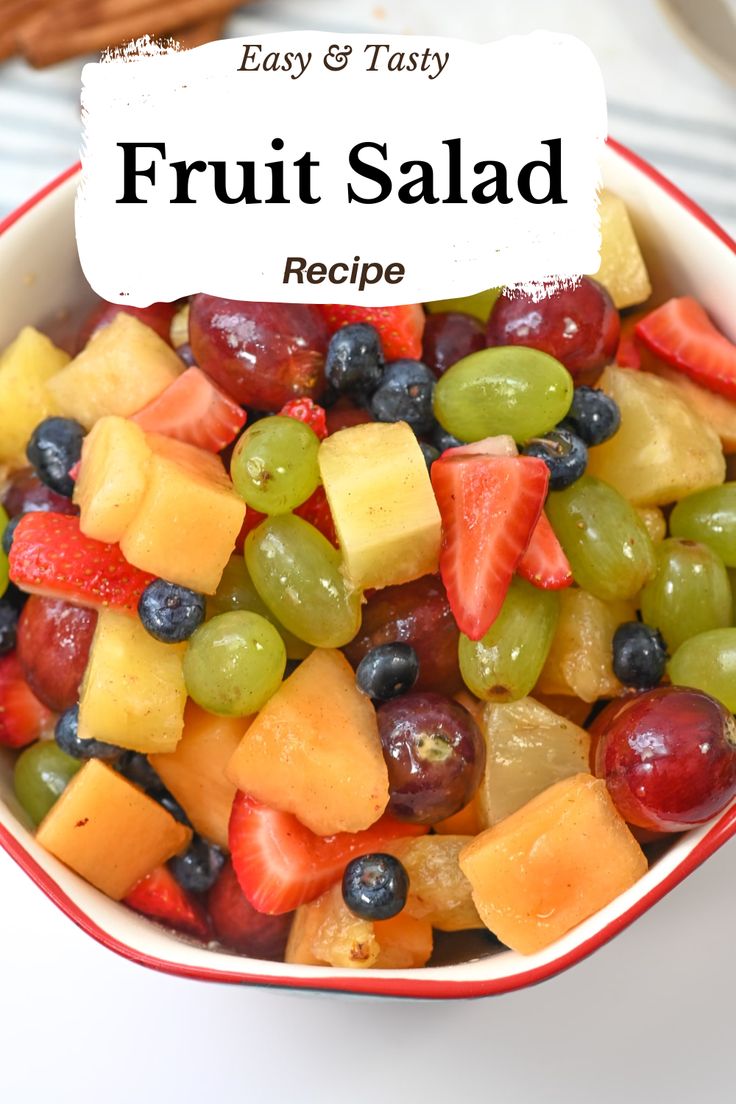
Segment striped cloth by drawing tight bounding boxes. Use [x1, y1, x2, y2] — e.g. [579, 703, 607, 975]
[1, 0, 734, 233]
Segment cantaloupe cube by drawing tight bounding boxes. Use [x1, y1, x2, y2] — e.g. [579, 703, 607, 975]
[149, 702, 248, 849]
[318, 422, 441, 590]
[459, 773, 647, 954]
[477, 697, 590, 827]
[0, 327, 69, 466]
[588, 190, 652, 309]
[79, 610, 186, 754]
[586, 366, 725, 506]
[119, 443, 245, 593]
[47, 313, 182, 430]
[36, 759, 191, 899]
[227, 648, 389, 836]
[74, 416, 152, 543]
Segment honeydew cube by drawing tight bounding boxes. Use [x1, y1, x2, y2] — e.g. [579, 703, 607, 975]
[477, 697, 590, 827]
[149, 702, 248, 849]
[74, 416, 152, 543]
[586, 366, 725, 507]
[0, 327, 69, 466]
[78, 610, 187, 754]
[459, 773, 647, 954]
[36, 759, 191, 899]
[318, 421, 441, 590]
[47, 313, 182, 430]
[588, 190, 652, 309]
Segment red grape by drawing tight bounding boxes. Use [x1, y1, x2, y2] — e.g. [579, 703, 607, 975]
[207, 860, 292, 959]
[422, 311, 485, 378]
[3, 468, 79, 518]
[342, 575, 462, 696]
[189, 296, 328, 411]
[16, 596, 97, 712]
[593, 686, 736, 831]
[486, 277, 620, 376]
[77, 300, 176, 349]
[377, 692, 486, 824]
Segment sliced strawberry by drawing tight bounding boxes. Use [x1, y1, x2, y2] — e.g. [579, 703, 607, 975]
[0, 653, 55, 748]
[325, 397, 374, 435]
[235, 507, 267, 552]
[9, 513, 154, 613]
[207, 860, 292, 958]
[518, 511, 572, 590]
[318, 304, 425, 361]
[279, 397, 328, 440]
[229, 793, 427, 915]
[124, 865, 210, 941]
[131, 366, 246, 453]
[431, 454, 549, 640]
[635, 297, 736, 399]
[294, 485, 338, 546]
[615, 333, 641, 370]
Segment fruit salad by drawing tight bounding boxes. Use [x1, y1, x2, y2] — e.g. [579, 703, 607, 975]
[2, 188, 736, 969]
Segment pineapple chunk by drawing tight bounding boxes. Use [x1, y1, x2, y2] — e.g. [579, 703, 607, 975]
[318, 422, 441, 590]
[588, 190, 652, 309]
[78, 610, 187, 754]
[149, 702, 248, 849]
[0, 327, 69, 466]
[74, 416, 152, 543]
[459, 774, 647, 954]
[477, 697, 590, 827]
[536, 589, 635, 703]
[47, 313, 182, 430]
[387, 835, 483, 931]
[36, 759, 191, 899]
[648, 363, 736, 454]
[226, 648, 389, 836]
[636, 505, 667, 544]
[586, 366, 725, 506]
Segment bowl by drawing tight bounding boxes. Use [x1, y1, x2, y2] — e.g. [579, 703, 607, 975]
[1, 141, 735, 999]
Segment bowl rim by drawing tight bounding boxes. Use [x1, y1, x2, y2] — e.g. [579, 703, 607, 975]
[1, 139, 735, 999]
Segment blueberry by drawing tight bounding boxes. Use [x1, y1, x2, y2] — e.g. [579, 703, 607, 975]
[561, 387, 621, 447]
[356, 643, 419, 701]
[1, 514, 22, 557]
[419, 442, 440, 470]
[522, 428, 587, 490]
[138, 579, 206, 643]
[169, 835, 225, 893]
[370, 359, 436, 434]
[432, 425, 464, 453]
[342, 853, 409, 920]
[612, 621, 668, 690]
[2, 583, 27, 614]
[0, 601, 18, 656]
[159, 791, 192, 827]
[55, 705, 123, 761]
[325, 324, 384, 396]
[115, 752, 192, 825]
[177, 343, 197, 367]
[26, 417, 85, 498]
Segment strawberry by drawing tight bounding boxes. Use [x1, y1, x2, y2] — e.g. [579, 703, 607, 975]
[229, 793, 427, 915]
[235, 506, 267, 552]
[294, 485, 338, 546]
[635, 297, 736, 399]
[325, 397, 374, 435]
[124, 865, 210, 941]
[131, 366, 246, 453]
[318, 304, 425, 361]
[207, 860, 292, 958]
[9, 513, 154, 613]
[615, 333, 641, 370]
[0, 653, 55, 748]
[518, 511, 572, 590]
[431, 454, 549, 640]
[279, 397, 328, 440]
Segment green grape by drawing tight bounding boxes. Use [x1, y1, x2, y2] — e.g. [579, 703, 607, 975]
[639, 538, 732, 652]
[426, 287, 500, 323]
[245, 514, 362, 648]
[0, 504, 8, 598]
[670, 484, 736, 567]
[14, 741, 81, 826]
[183, 610, 286, 716]
[729, 568, 736, 623]
[433, 347, 573, 443]
[668, 628, 736, 712]
[230, 415, 320, 514]
[546, 475, 656, 601]
[208, 554, 311, 660]
[458, 578, 559, 701]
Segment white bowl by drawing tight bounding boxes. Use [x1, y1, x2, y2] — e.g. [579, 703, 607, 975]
[1, 142, 735, 998]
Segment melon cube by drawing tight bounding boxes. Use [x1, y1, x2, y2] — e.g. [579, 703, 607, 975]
[47, 313, 182, 430]
[477, 697, 590, 827]
[226, 648, 389, 836]
[588, 190, 652, 309]
[149, 702, 248, 849]
[0, 327, 69, 466]
[459, 773, 647, 954]
[78, 610, 186, 754]
[36, 759, 191, 899]
[74, 416, 152, 543]
[318, 421, 441, 590]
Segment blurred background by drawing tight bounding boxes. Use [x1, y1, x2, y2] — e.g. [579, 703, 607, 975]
[0, 0, 734, 231]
